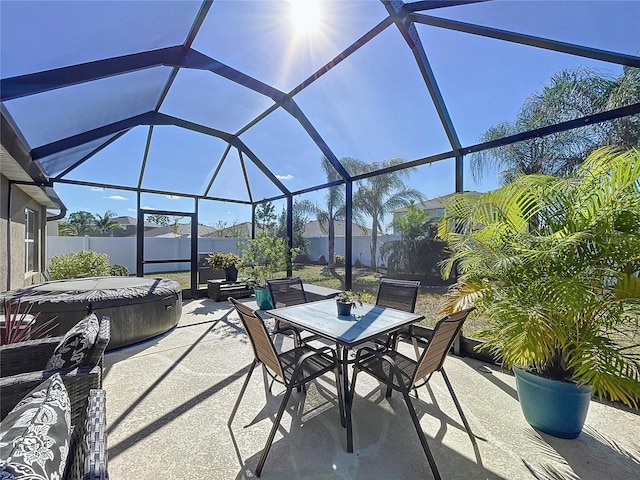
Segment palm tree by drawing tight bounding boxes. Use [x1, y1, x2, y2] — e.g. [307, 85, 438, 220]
[312, 157, 367, 270]
[602, 66, 640, 148]
[353, 158, 424, 272]
[59, 210, 96, 236]
[94, 210, 122, 236]
[471, 67, 640, 184]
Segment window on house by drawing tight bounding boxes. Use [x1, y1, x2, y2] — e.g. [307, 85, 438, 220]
[435, 208, 445, 217]
[25, 208, 38, 272]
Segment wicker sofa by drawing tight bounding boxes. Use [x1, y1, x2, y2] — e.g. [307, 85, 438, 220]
[1, 381, 109, 480]
[0, 316, 110, 425]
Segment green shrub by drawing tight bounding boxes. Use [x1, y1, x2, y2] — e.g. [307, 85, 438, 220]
[110, 264, 130, 276]
[206, 251, 241, 270]
[49, 250, 111, 280]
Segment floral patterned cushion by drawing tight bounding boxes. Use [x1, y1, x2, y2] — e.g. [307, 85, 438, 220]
[45, 313, 99, 371]
[0, 373, 71, 480]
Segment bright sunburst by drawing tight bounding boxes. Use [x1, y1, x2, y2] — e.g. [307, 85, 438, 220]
[290, 0, 322, 35]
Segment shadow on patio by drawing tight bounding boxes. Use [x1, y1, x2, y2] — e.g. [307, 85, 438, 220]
[102, 299, 640, 479]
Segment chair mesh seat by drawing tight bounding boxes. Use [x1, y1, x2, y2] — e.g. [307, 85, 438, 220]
[279, 347, 336, 384]
[357, 350, 416, 390]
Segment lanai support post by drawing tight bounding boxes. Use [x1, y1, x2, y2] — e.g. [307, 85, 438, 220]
[345, 180, 353, 291]
[286, 194, 293, 277]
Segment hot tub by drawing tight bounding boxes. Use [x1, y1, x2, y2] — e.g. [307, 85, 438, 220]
[1, 277, 182, 351]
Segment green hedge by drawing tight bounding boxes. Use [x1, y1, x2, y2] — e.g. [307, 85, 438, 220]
[49, 250, 111, 280]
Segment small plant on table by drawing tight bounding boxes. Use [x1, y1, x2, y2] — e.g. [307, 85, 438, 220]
[335, 290, 372, 316]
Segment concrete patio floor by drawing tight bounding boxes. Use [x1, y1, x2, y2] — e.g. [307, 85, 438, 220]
[103, 298, 640, 479]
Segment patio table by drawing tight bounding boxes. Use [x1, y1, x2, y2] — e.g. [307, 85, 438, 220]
[267, 298, 424, 453]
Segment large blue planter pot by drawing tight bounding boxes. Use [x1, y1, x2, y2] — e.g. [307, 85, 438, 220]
[513, 366, 592, 439]
[254, 287, 273, 310]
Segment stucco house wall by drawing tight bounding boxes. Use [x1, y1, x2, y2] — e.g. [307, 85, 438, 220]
[1, 173, 49, 290]
[1, 112, 66, 291]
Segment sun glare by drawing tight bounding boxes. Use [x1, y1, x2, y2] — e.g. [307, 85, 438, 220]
[290, 0, 322, 34]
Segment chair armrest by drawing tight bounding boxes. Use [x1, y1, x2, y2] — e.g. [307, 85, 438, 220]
[0, 336, 62, 377]
[290, 346, 338, 384]
[84, 389, 108, 480]
[272, 325, 302, 346]
[395, 330, 429, 348]
[85, 317, 111, 371]
[65, 389, 108, 480]
[0, 365, 101, 426]
[354, 346, 405, 383]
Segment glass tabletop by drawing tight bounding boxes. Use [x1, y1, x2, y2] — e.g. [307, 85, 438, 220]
[267, 298, 423, 347]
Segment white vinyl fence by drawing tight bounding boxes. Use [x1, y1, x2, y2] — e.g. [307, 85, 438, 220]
[46, 235, 401, 274]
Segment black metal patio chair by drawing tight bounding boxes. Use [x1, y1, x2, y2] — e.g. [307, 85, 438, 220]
[267, 276, 322, 344]
[228, 297, 344, 477]
[374, 278, 421, 355]
[350, 307, 476, 480]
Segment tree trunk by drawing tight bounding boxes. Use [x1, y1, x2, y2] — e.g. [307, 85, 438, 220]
[328, 217, 335, 270]
[370, 224, 378, 272]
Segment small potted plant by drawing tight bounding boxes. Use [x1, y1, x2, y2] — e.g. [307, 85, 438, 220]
[206, 252, 242, 282]
[335, 290, 371, 316]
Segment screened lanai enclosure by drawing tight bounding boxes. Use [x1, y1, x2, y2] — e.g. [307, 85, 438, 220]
[1, 0, 639, 295]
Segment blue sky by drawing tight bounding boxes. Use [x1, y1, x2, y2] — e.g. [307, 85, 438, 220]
[1, 0, 638, 229]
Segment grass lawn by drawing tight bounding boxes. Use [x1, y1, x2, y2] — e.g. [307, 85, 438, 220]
[145, 265, 488, 337]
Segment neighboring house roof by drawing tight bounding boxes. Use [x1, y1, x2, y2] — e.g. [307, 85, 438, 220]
[392, 191, 481, 215]
[209, 220, 371, 238]
[113, 216, 159, 228]
[214, 222, 255, 237]
[303, 220, 371, 237]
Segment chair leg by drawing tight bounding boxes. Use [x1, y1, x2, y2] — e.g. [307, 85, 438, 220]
[228, 359, 258, 426]
[256, 383, 295, 477]
[349, 366, 359, 402]
[441, 368, 476, 447]
[400, 388, 442, 480]
[385, 382, 393, 398]
[334, 363, 346, 428]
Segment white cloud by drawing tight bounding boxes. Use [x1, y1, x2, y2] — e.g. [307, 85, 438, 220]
[91, 187, 105, 191]
[165, 195, 180, 200]
[275, 174, 294, 180]
[127, 208, 136, 212]
[105, 195, 127, 201]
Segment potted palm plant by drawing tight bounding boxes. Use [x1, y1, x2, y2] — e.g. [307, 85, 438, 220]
[437, 147, 640, 438]
[206, 252, 241, 282]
